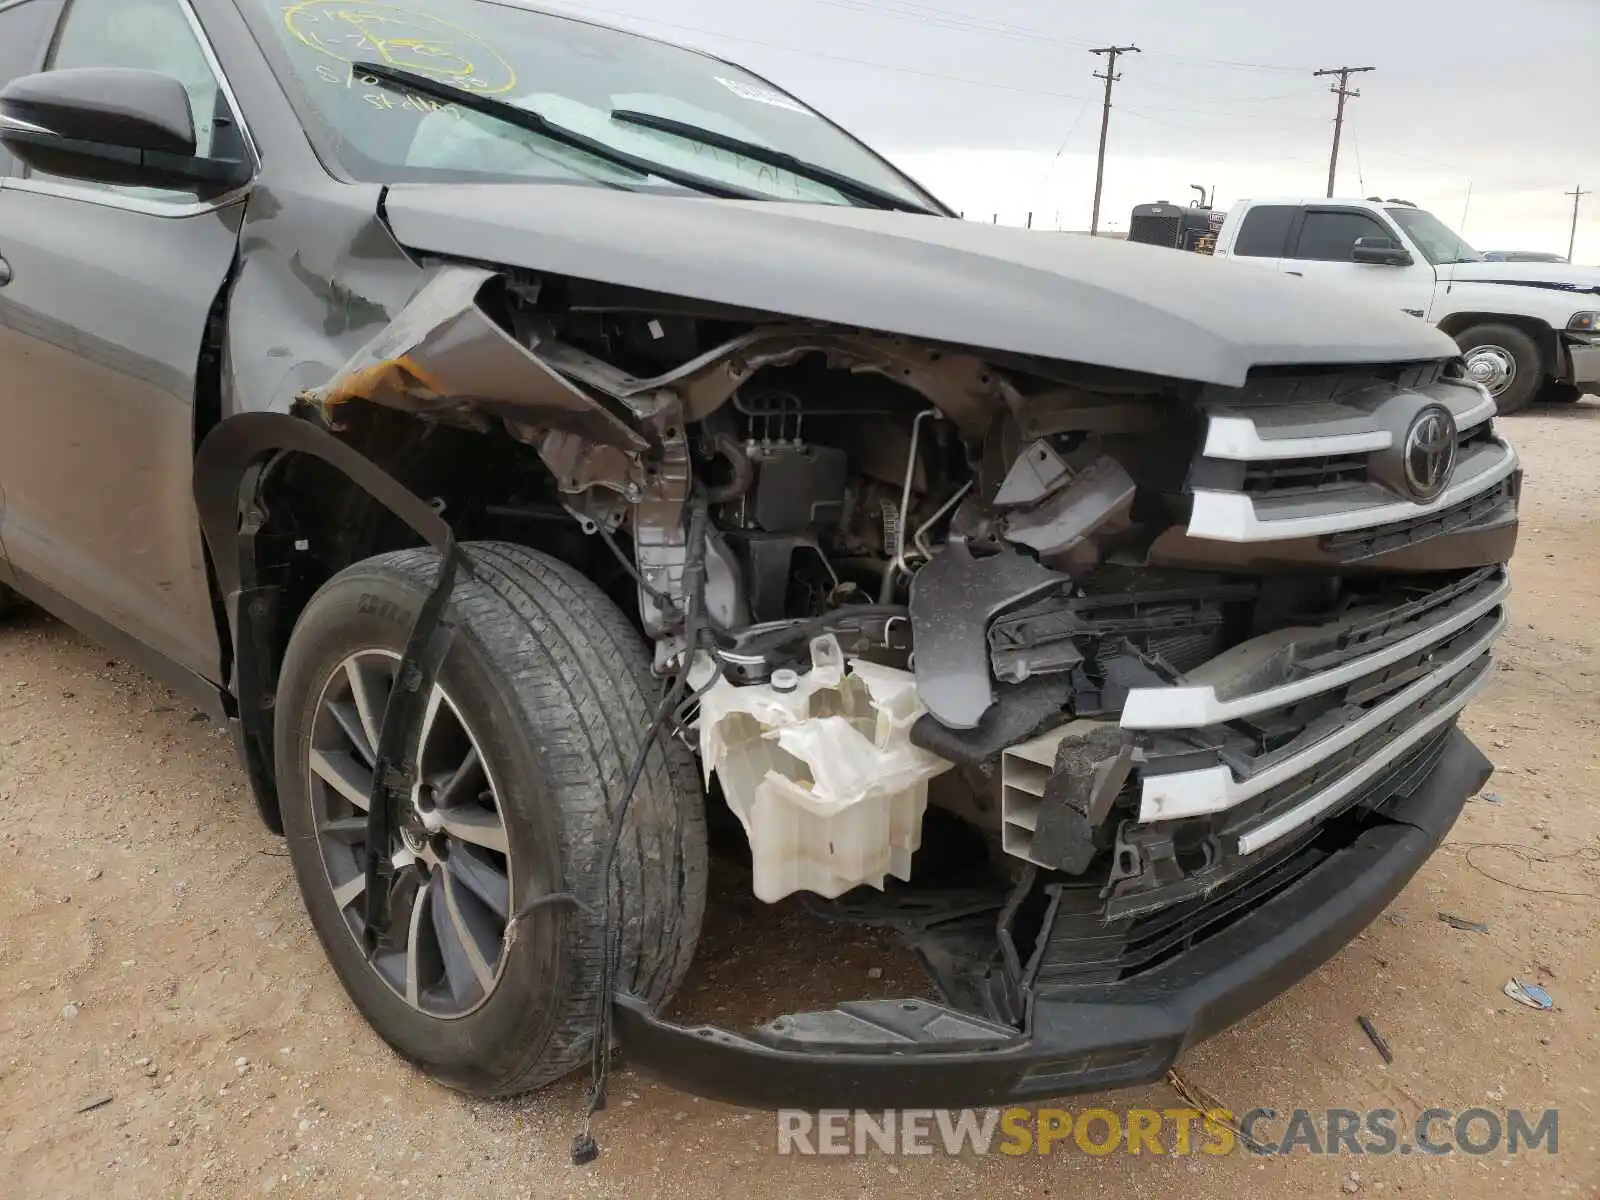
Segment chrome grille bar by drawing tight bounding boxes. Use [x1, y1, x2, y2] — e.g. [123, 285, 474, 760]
[1235, 667, 1491, 854]
[1201, 385, 1495, 463]
[1188, 436, 1518, 543]
[1121, 571, 1509, 730]
[1136, 612, 1503, 823]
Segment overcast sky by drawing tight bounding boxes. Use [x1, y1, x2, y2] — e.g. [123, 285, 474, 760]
[545, 0, 1599, 260]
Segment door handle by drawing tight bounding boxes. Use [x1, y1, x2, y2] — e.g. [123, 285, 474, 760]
[0, 254, 11, 287]
[1285, 270, 1303, 277]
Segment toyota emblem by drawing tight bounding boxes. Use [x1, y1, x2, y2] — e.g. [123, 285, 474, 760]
[1402, 406, 1458, 501]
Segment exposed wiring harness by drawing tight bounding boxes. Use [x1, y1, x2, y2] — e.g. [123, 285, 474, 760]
[596, 515, 739, 641]
[596, 520, 672, 606]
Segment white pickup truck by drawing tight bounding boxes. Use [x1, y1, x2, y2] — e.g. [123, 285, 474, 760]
[1211, 198, 1600, 413]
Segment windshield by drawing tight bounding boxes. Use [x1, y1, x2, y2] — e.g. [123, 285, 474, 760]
[1386, 206, 1482, 265]
[240, 0, 941, 209]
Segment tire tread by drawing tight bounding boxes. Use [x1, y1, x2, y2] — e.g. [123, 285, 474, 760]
[279, 540, 705, 1097]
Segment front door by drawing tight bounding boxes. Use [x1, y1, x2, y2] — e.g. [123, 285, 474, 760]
[1279, 205, 1438, 320]
[0, 0, 60, 592]
[0, 0, 251, 682]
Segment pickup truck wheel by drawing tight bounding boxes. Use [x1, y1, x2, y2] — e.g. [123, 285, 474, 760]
[1455, 323, 1543, 415]
[0, 584, 18, 618]
[273, 541, 707, 1098]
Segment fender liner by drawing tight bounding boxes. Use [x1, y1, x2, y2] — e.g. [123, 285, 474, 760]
[194, 411, 457, 832]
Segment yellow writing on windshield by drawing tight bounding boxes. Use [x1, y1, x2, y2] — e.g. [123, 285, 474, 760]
[282, 1, 517, 95]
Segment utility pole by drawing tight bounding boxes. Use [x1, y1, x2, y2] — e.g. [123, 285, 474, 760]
[1566, 186, 1590, 262]
[1089, 44, 1139, 235]
[1313, 65, 1374, 198]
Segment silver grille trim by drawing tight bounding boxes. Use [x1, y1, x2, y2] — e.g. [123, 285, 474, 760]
[1135, 612, 1503, 823]
[1235, 667, 1491, 854]
[995, 371, 1514, 877]
[1121, 572, 1510, 730]
[1443, 390, 1497, 431]
[1200, 384, 1495, 463]
[1187, 435, 1518, 543]
[1202, 415, 1391, 461]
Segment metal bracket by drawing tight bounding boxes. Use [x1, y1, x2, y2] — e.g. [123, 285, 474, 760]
[630, 397, 693, 640]
[908, 542, 1068, 729]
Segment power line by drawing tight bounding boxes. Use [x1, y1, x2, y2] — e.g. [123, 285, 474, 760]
[1114, 109, 1325, 166]
[1034, 99, 1093, 208]
[1348, 109, 1366, 195]
[1359, 144, 1585, 195]
[1567, 186, 1591, 262]
[1119, 103, 1323, 126]
[1118, 107, 1314, 137]
[1089, 45, 1140, 236]
[556, 3, 1095, 101]
[1140, 48, 1312, 75]
[555, 3, 1531, 196]
[1313, 65, 1375, 197]
[560, 4, 1322, 121]
[799, 0, 1314, 74]
[1360, 144, 1471, 175]
[803, 0, 1101, 50]
[1115, 81, 1308, 105]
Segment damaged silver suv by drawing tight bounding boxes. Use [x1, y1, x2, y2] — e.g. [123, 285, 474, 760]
[0, 0, 1514, 1114]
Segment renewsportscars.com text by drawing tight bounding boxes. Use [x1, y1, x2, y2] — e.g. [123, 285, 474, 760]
[776, 1107, 1559, 1157]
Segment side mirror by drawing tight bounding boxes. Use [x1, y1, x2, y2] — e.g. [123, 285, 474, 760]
[0, 67, 249, 191]
[1352, 236, 1414, 267]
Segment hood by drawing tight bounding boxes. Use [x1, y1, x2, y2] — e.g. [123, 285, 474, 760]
[382, 185, 1457, 388]
[1444, 260, 1600, 295]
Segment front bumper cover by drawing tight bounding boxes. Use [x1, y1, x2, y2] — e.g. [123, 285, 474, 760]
[613, 729, 1491, 1109]
[1566, 340, 1600, 387]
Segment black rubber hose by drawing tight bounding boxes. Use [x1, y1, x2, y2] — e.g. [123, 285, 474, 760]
[701, 432, 753, 504]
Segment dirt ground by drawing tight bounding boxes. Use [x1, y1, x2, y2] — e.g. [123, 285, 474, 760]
[2, 403, 1598, 1200]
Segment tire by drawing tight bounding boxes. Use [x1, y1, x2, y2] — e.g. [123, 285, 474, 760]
[1539, 381, 1583, 405]
[274, 540, 707, 1097]
[1454, 322, 1543, 415]
[0, 584, 18, 619]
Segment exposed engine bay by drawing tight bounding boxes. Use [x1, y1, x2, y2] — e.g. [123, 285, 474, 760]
[305, 262, 1517, 933]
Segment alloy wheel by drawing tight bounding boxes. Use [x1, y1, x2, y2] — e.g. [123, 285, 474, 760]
[306, 651, 513, 1018]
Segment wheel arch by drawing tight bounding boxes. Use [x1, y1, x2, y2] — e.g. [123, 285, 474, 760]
[194, 411, 458, 830]
[194, 408, 625, 829]
[1436, 311, 1559, 378]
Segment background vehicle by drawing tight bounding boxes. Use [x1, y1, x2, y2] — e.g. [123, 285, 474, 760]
[1127, 199, 1224, 253]
[1204, 197, 1600, 414]
[1483, 250, 1570, 263]
[1, 0, 1512, 1112]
